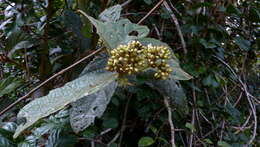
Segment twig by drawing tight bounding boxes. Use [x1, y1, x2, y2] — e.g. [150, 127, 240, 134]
[234, 111, 252, 134]
[167, 0, 181, 16]
[118, 94, 132, 146]
[121, 0, 133, 7]
[108, 131, 120, 146]
[189, 85, 196, 147]
[179, 132, 186, 146]
[0, 47, 104, 117]
[213, 55, 257, 146]
[145, 107, 165, 133]
[152, 24, 162, 40]
[78, 137, 106, 146]
[164, 96, 176, 147]
[99, 128, 112, 136]
[137, 0, 165, 25]
[220, 86, 229, 141]
[163, 1, 187, 54]
[91, 141, 95, 147]
[204, 88, 216, 121]
[234, 91, 243, 107]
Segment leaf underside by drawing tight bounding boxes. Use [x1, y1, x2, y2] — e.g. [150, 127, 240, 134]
[14, 71, 118, 138]
[70, 54, 117, 133]
[70, 81, 117, 133]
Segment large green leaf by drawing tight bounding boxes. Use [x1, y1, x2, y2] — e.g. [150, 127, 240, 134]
[70, 54, 117, 133]
[99, 4, 122, 22]
[13, 71, 118, 138]
[138, 38, 192, 80]
[81, 13, 149, 49]
[70, 81, 117, 133]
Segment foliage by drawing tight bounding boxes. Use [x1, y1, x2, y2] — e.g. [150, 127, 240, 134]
[0, 0, 259, 146]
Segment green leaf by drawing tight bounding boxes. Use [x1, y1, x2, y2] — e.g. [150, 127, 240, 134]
[81, 13, 149, 49]
[204, 139, 213, 144]
[1, 122, 17, 133]
[138, 137, 155, 146]
[99, 5, 122, 22]
[234, 37, 251, 51]
[202, 75, 219, 88]
[13, 71, 118, 138]
[63, 10, 83, 37]
[70, 80, 117, 133]
[82, 127, 98, 139]
[226, 4, 241, 15]
[145, 74, 189, 115]
[0, 136, 14, 147]
[70, 54, 117, 133]
[224, 103, 241, 121]
[63, 10, 91, 50]
[169, 59, 193, 81]
[0, 76, 22, 97]
[185, 123, 196, 132]
[143, 0, 152, 5]
[8, 41, 34, 58]
[249, 8, 260, 22]
[199, 39, 217, 49]
[102, 118, 118, 129]
[5, 31, 29, 52]
[193, 2, 213, 9]
[217, 141, 231, 147]
[138, 38, 192, 80]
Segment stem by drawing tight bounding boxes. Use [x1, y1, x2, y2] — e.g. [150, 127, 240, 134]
[164, 96, 176, 147]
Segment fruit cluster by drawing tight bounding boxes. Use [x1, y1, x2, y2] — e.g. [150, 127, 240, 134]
[106, 41, 173, 80]
[144, 45, 172, 80]
[106, 41, 145, 75]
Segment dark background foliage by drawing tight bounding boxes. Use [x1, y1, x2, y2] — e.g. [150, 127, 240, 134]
[0, 0, 259, 146]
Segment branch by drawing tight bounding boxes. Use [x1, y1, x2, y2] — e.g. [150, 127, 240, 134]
[164, 96, 176, 147]
[137, 0, 165, 25]
[0, 47, 104, 117]
[213, 55, 257, 145]
[163, 1, 187, 54]
[189, 84, 196, 147]
[118, 93, 132, 146]
[121, 0, 133, 7]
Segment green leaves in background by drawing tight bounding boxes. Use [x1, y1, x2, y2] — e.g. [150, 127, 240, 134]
[63, 10, 91, 50]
